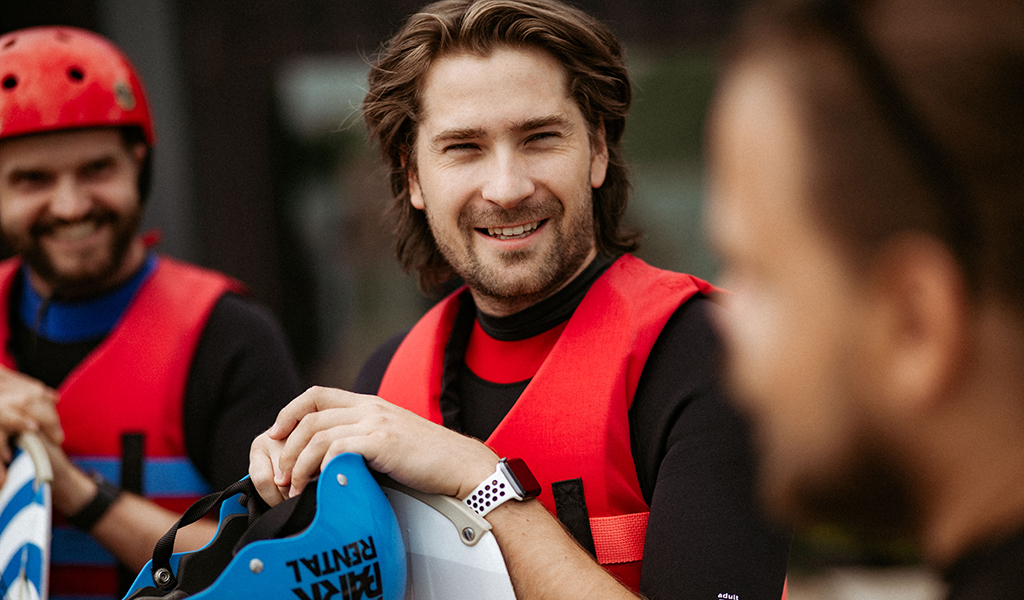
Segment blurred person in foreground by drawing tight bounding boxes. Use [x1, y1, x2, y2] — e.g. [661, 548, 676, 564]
[705, 0, 1024, 597]
[250, 0, 791, 598]
[0, 26, 302, 599]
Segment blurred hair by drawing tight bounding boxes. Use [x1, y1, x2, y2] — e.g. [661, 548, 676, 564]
[718, 0, 1024, 306]
[363, 0, 638, 296]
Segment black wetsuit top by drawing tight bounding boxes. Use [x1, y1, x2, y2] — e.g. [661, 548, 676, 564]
[355, 254, 792, 599]
[7, 270, 302, 490]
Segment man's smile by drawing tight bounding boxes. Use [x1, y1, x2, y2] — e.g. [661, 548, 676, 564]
[481, 219, 545, 240]
[45, 220, 103, 243]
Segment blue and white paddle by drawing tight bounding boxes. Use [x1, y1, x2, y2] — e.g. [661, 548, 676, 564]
[0, 433, 53, 600]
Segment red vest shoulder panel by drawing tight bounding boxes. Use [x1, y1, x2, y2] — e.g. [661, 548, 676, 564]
[378, 255, 714, 590]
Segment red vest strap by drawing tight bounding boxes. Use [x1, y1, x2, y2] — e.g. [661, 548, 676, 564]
[592, 511, 649, 565]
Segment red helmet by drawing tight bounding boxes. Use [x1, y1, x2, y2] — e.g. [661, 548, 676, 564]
[0, 26, 154, 145]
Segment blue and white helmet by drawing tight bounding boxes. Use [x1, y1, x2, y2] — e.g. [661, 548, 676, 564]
[122, 452, 406, 600]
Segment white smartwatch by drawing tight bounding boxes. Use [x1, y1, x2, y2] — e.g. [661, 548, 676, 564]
[463, 458, 541, 517]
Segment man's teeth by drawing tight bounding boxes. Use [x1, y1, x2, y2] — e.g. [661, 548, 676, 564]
[51, 221, 98, 241]
[487, 221, 540, 239]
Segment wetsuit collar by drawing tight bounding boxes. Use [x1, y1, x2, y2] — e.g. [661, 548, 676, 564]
[18, 253, 159, 343]
[476, 252, 617, 341]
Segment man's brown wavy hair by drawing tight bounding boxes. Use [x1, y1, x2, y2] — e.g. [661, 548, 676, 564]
[363, 0, 638, 296]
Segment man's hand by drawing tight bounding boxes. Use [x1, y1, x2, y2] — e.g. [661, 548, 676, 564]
[249, 387, 639, 600]
[0, 365, 62, 483]
[250, 386, 498, 505]
[249, 430, 290, 505]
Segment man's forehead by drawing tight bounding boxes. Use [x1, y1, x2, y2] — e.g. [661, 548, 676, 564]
[0, 128, 126, 169]
[416, 45, 577, 126]
[427, 44, 571, 82]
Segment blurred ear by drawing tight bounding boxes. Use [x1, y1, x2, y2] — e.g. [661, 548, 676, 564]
[131, 143, 147, 166]
[589, 120, 608, 189]
[863, 233, 969, 412]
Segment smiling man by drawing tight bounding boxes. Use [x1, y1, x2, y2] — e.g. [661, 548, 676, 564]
[0, 26, 301, 600]
[249, 1, 790, 598]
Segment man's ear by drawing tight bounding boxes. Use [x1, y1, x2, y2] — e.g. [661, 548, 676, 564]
[132, 143, 148, 166]
[590, 120, 608, 189]
[863, 233, 970, 412]
[402, 151, 425, 211]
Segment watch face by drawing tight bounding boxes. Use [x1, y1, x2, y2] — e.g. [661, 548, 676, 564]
[504, 458, 542, 499]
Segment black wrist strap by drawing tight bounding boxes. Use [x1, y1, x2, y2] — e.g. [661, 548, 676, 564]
[67, 473, 122, 531]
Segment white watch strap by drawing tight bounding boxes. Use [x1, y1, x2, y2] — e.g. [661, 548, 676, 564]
[464, 462, 521, 516]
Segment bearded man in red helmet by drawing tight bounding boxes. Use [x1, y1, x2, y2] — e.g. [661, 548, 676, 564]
[0, 27, 302, 599]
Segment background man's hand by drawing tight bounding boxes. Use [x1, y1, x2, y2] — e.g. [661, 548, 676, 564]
[250, 386, 498, 505]
[0, 365, 62, 483]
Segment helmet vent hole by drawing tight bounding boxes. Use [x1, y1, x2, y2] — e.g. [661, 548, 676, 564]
[68, 67, 85, 82]
[2, 39, 15, 50]
[2, 76, 16, 90]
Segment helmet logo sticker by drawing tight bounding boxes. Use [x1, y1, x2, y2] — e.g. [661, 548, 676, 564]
[286, 536, 385, 598]
[114, 81, 136, 110]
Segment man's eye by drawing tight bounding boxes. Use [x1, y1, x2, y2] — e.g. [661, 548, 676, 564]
[10, 172, 51, 187]
[445, 143, 479, 152]
[82, 159, 115, 177]
[527, 132, 559, 143]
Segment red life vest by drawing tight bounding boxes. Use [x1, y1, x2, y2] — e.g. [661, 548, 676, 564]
[378, 255, 714, 590]
[0, 256, 243, 600]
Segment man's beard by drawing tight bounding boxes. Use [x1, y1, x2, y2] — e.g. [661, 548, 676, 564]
[770, 428, 921, 542]
[429, 193, 595, 309]
[8, 207, 140, 298]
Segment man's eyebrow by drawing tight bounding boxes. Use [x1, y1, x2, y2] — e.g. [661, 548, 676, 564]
[430, 127, 486, 146]
[512, 114, 573, 133]
[5, 166, 46, 180]
[80, 154, 117, 168]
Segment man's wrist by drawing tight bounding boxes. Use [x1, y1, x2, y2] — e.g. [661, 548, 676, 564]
[65, 473, 122, 531]
[463, 458, 541, 517]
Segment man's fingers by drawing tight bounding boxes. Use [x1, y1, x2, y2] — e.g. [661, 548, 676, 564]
[249, 438, 288, 506]
[287, 424, 349, 496]
[276, 404, 367, 479]
[274, 411, 322, 478]
[268, 386, 346, 440]
[267, 391, 421, 496]
[0, 412, 38, 434]
[0, 382, 61, 443]
[26, 403, 63, 445]
[288, 430, 372, 498]
[0, 437, 11, 465]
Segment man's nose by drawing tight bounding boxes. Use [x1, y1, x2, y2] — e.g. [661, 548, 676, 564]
[481, 151, 534, 209]
[49, 177, 91, 220]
